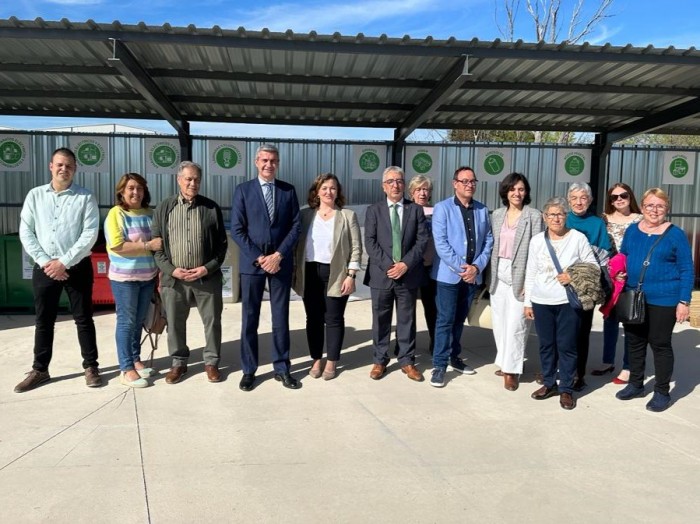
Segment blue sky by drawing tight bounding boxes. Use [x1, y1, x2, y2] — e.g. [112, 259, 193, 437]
[1, 0, 697, 139]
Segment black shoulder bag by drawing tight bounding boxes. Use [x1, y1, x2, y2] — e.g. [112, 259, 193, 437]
[616, 226, 672, 324]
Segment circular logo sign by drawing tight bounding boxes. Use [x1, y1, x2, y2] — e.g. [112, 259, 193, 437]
[151, 143, 178, 169]
[669, 157, 689, 178]
[215, 146, 240, 169]
[412, 152, 433, 174]
[0, 138, 25, 168]
[483, 153, 504, 176]
[76, 141, 104, 167]
[359, 151, 380, 173]
[564, 155, 585, 176]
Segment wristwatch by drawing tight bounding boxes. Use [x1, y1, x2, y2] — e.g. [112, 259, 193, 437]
[347, 272, 356, 279]
[679, 300, 690, 306]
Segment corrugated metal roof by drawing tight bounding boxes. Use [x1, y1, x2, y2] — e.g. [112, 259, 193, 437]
[1, 18, 700, 138]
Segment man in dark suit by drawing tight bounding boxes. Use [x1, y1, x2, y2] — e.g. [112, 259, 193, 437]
[231, 144, 301, 391]
[364, 166, 429, 381]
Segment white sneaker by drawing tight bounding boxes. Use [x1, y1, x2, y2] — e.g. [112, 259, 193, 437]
[120, 373, 149, 388]
[449, 357, 476, 375]
[137, 367, 157, 378]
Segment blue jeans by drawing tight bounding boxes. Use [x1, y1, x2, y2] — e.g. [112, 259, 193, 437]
[110, 279, 156, 371]
[432, 280, 476, 369]
[532, 302, 581, 394]
[602, 311, 629, 369]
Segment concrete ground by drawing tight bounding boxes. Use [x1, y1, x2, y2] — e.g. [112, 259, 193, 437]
[1, 297, 700, 524]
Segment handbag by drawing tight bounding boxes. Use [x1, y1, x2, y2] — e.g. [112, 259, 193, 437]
[468, 287, 492, 329]
[544, 232, 583, 310]
[616, 226, 672, 324]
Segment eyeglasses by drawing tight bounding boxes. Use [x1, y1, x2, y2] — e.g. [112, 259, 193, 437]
[643, 203, 667, 211]
[455, 179, 478, 186]
[610, 192, 630, 201]
[544, 213, 566, 220]
[383, 178, 405, 186]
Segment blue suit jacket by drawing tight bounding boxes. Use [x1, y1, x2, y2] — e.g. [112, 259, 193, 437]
[230, 178, 301, 276]
[431, 196, 493, 285]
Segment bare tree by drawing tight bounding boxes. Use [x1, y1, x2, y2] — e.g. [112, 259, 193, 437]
[495, 0, 614, 44]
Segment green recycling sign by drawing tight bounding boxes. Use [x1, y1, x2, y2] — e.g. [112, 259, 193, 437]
[145, 138, 180, 174]
[0, 136, 27, 170]
[556, 149, 591, 182]
[662, 151, 695, 185]
[210, 140, 245, 175]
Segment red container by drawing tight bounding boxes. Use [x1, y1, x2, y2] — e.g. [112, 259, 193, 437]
[91, 252, 114, 305]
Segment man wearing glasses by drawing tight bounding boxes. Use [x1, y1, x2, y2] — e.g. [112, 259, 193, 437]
[364, 166, 429, 381]
[430, 166, 493, 387]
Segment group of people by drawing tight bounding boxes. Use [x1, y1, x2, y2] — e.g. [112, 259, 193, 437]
[14, 146, 694, 412]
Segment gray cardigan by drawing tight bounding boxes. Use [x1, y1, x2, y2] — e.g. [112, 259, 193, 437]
[488, 205, 544, 300]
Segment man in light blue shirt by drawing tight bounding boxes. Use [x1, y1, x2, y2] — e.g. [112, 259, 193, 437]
[15, 147, 101, 393]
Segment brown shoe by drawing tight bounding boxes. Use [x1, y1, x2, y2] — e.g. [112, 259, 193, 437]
[504, 373, 519, 391]
[401, 364, 425, 382]
[204, 365, 221, 383]
[369, 364, 386, 380]
[165, 365, 188, 384]
[494, 369, 504, 377]
[560, 392, 577, 410]
[535, 372, 544, 385]
[85, 367, 102, 388]
[14, 370, 51, 393]
[531, 384, 559, 400]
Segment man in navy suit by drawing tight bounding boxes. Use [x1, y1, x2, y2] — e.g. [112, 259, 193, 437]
[364, 166, 429, 382]
[231, 144, 301, 391]
[429, 166, 493, 388]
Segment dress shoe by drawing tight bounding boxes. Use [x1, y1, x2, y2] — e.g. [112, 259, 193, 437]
[572, 378, 587, 392]
[369, 364, 386, 380]
[535, 372, 544, 385]
[85, 367, 102, 388]
[504, 373, 519, 391]
[239, 373, 255, 391]
[560, 392, 576, 410]
[401, 364, 424, 382]
[275, 372, 301, 390]
[14, 370, 50, 393]
[165, 365, 187, 384]
[309, 361, 323, 379]
[591, 365, 615, 376]
[616, 383, 645, 400]
[494, 369, 504, 377]
[205, 365, 221, 383]
[531, 384, 559, 400]
[322, 369, 336, 381]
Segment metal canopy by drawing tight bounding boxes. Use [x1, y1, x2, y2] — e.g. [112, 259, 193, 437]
[1, 17, 700, 144]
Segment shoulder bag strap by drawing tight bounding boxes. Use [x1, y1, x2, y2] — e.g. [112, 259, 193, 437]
[544, 231, 564, 274]
[636, 225, 673, 290]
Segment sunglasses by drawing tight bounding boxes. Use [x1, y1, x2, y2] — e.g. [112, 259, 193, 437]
[610, 192, 629, 201]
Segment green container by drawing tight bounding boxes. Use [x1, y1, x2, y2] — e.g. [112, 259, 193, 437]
[0, 234, 69, 311]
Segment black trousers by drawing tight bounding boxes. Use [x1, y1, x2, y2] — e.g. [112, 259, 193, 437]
[418, 274, 437, 352]
[624, 304, 676, 395]
[302, 262, 349, 361]
[32, 257, 98, 372]
[576, 308, 595, 380]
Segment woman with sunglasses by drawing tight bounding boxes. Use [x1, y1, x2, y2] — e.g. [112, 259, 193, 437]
[615, 188, 693, 412]
[591, 184, 642, 383]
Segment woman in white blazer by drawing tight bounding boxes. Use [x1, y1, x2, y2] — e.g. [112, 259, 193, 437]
[489, 173, 544, 391]
[293, 174, 362, 380]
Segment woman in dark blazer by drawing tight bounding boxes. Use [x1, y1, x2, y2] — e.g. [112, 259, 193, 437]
[489, 173, 544, 391]
[293, 174, 362, 380]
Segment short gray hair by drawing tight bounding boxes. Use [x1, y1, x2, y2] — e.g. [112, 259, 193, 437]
[256, 144, 279, 157]
[177, 161, 202, 177]
[542, 196, 569, 215]
[567, 182, 592, 200]
[382, 166, 404, 179]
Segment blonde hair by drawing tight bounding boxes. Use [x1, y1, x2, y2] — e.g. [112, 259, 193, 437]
[641, 187, 670, 211]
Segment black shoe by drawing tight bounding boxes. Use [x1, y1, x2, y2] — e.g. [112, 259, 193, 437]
[239, 373, 256, 392]
[274, 372, 301, 390]
[572, 378, 587, 392]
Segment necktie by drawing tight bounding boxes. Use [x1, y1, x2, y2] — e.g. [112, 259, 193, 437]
[264, 183, 274, 221]
[391, 203, 401, 262]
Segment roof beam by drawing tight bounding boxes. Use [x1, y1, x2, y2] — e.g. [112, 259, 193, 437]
[460, 80, 700, 97]
[438, 104, 647, 118]
[107, 38, 188, 139]
[3, 26, 700, 65]
[607, 97, 700, 142]
[0, 89, 142, 101]
[395, 55, 470, 142]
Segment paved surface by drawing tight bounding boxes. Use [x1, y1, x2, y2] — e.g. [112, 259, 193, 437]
[1, 298, 700, 524]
